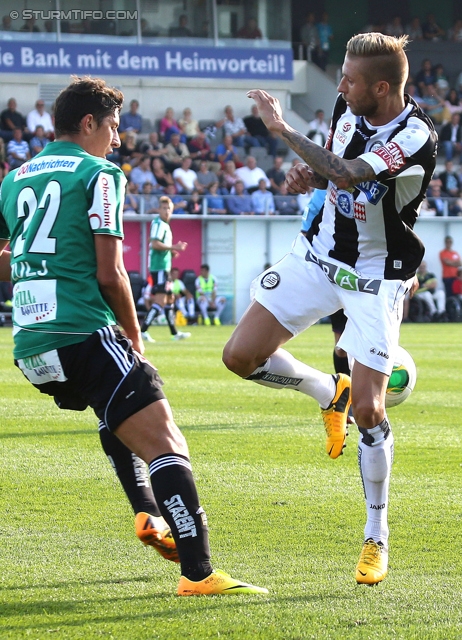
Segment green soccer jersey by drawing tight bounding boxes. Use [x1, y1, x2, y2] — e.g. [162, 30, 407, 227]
[0, 141, 127, 359]
[148, 216, 172, 272]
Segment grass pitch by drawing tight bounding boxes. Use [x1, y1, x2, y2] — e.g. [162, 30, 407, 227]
[0, 323, 461, 639]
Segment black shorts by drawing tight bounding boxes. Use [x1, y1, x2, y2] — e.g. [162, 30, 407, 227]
[15, 326, 165, 432]
[150, 270, 172, 295]
[330, 309, 347, 334]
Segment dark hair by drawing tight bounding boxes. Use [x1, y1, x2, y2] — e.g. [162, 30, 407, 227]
[201, 263, 210, 270]
[54, 76, 123, 137]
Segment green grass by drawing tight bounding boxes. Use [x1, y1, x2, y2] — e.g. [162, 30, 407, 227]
[0, 323, 461, 639]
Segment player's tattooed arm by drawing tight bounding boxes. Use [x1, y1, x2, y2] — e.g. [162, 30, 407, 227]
[281, 129, 376, 190]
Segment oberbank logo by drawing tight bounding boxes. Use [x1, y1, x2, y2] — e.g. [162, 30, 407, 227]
[14, 156, 83, 181]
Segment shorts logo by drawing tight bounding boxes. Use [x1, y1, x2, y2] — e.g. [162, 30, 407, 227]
[261, 271, 280, 289]
[370, 347, 376, 354]
[343, 122, 352, 132]
[369, 347, 389, 359]
[373, 142, 405, 174]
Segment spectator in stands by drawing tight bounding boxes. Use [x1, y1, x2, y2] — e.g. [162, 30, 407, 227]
[119, 99, 142, 133]
[440, 236, 462, 298]
[118, 131, 140, 165]
[444, 89, 462, 118]
[405, 17, 423, 41]
[29, 125, 49, 157]
[426, 184, 447, 216]
[227, 180, 254, 215]
[170, 267, 196, 322]
[421, 85, 446, 125]
[187, 190, 203, 215]
[406, 82, 427, 109]
[251, 178, 275, 215]
[0, 161, 9, 186]
[439, 160, 461, 197]
[307, 109, 329, 147]
[169, 14, 192, 37]
[159, 107, 184, 144]
[1, 15, 12, 31]
[274, 183, 300, 215]
[27, 100, 54, 137]
[0, 138, 6, 165]
[20, 16, 40, 32]
[124, 181, 140, 214]
[196, 160, 218, 194]
[173, 156, 199, 194]
[163, 184, 188, 214]
[300, 12, 319, 61]
[178, 108, 200, 141]
[137, 131, 164, 159]
[1, 99, 28, 138]
[415, 59, 436, 96]
[422, 13, 445, 41]
[195, 264, 226, 326]
[215, 134, 243, 168]
[221, 105, 260, 151]
[140, 182, 160, 215]
[7, 128, 30, 168]
[163, 132, 190, 171]
[205, 182, 227, 214]
[235, 155, 270, 193]
[433, 64, 450, 100]
[130, 155, 158, 192]
[414, 261, 446, 321]
[236, 17, 262, 39]
[315, 12, 333, 71]
[152, 157, 174, 190]
[220, 160, 240, 193]
[440, 113, 462, 162]
[266, 155, 286, 194]
[188, 130, 220, 172]
[448, 19, 462, 42]
[243, 104, 278, 157]
[385, 16, 404, 37]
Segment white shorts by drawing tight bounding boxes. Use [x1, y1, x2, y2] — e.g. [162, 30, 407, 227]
[251, 233, 412, 375]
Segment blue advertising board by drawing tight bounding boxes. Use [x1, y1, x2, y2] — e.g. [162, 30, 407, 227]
[0, 42, 293, 80]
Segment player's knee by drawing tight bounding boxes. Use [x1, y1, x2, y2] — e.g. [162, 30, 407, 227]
[353, 396, 385, 430]
[222, 342, 254, 378]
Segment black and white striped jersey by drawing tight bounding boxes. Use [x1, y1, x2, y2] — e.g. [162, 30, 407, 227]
[306, 94, 437, 280]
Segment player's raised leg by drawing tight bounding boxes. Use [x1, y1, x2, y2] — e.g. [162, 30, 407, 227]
[223, 298, 350, 458]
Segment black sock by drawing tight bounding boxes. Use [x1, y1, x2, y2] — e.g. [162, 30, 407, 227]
[148, 453, 212, 581]
[140, 304, 162, 332]
[333, 350, 350, 376]
[164, 303, 178, 336]
[99, 422, 161, 516]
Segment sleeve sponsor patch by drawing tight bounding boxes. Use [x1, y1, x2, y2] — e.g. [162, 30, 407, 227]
[372, 142, 405, 174]
[88, 172, 119, 232]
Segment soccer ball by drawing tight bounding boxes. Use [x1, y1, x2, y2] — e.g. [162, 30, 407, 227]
[385, 346, 417, 408]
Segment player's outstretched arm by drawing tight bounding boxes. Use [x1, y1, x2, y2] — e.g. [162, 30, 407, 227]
[247, 89, 376, 190]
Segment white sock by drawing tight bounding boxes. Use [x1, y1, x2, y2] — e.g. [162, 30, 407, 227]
[246, 349, 336, 407]
[358, 422, 394, 547]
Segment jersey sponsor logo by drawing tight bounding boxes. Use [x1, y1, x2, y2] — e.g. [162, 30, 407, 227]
[261, 271, 280, 289]
[335, 131, 347, 145]
[89, 172, 118, 230]
[342, 122, 352, 132]
[164, 494, 197, 539]
[354, 201, 366, 222]
[305, 251, 381, 295]
[357, 181, 388, 205]
[14, 155, 83, 181]
[13, 279, 57, 324]
[336, 190, 354, 218]
[372, 142, 405, 174]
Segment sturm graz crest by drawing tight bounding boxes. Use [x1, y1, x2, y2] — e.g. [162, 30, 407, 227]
[261, 271, 280, 289]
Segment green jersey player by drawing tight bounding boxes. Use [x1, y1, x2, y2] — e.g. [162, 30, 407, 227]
[0, 76, 266, 597]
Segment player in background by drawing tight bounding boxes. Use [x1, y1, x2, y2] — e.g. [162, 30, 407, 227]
[223, 33, 436, 585]
[195, 264, 227, 326]
[140, 196, 191, 342]
[0, 76, 267, 596]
